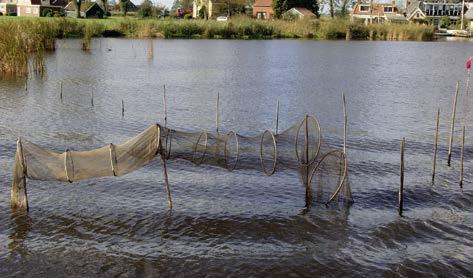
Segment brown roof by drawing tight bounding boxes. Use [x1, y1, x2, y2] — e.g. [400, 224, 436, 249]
[291, 7, 315, 16]
[253, 0, 272, 7]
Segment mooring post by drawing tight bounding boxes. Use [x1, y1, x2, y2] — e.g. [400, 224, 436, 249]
[163, 84, 167, 127]
[275, 100, 280, 136]
[122, 99, 125, 118]
[24, 77, 28, 91]
[448, 81, 460, 166]
[432, 108, 440, 184]
[399, 138, 405, 216]
[460, 126, 466, 188]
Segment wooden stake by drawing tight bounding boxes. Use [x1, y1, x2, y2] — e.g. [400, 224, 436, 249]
[163, 85, 167, 127]
[342, 93, 347, 154]
[24, 77, 28, 91]
[399, 137, 405, 217]
[60, 81, 63, 103]
[460, 126, 465, 188]
[91, 87, 94, 107]
[275, 100, 280, 136]
[122, 99, 124, 118]
[304, 114, 311, 208]
[432, 108, 440, 184]
[216, 92, 220, 135]
[448, 81, 460, 166]
[161, 154, 173, 209]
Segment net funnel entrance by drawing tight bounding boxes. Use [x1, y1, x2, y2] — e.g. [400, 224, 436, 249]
[11, 116, 352, 211]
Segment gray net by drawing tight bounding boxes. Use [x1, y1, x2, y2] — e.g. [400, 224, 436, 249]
[11, 116, 352, 210]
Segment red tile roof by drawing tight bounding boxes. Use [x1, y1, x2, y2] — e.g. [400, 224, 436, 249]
[254, 0, 272, 7]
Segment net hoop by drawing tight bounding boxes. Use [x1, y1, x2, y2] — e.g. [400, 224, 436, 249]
[192, 131, 208, 165]
[295, 115, 321, 167]
[308, 150, 347, 205]
[224, 130, 239, 171]
[260, 129, 277, 176]
[64, 149, 74, 183]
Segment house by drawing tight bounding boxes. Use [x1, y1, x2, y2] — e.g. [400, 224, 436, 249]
[192, 0, 245, 19]
[282, 7, 315, 19]
[65, 1, 104, 18]
[0, 0, 17, 15]
[16, 0, 65, 16]
[405, 1, 465, 25]
[465, 8, 473, 29]
[352, 1, 408, 24]
[252, 0, 273, 19]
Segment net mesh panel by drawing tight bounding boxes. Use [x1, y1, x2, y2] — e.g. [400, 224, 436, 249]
[12, 116, 352, 209]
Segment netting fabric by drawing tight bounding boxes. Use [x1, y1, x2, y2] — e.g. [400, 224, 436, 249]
[11, 116, 352, 211]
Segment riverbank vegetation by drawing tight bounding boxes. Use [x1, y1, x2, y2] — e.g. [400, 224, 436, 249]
[0, 16, 434, 76]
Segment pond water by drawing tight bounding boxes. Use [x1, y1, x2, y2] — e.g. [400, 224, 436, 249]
[0, 39, 472, 276]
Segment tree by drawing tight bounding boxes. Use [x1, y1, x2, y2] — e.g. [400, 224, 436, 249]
[339, 0, 350, 17]
[120, 0, 128, 16]
[138, 0, 154, 18]
[101, 0, 109, 17]
[72, 0, 81, 18]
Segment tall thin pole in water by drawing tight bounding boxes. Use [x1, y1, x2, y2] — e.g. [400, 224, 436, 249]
[304, 114, 311, 208]
[122, 99, 125, 118]
[343, 93, 347, 154]
[161, 154, 173, 209]
[399, 138, 405, 217]
[24, 77, 28, 91]
[163, 85, 167, 127]
[448, 81, 460, 166]
[466, 70, 471, 96]
[91, 87, 94, 107]
[216, 92, 220, 135]
[60, 81, 63, 103]
[460, 126, 466, 188]
[275, 100, 280, 136]
[432, 108, 440, 184]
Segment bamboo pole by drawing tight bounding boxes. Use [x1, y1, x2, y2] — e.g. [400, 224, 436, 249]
[161, 154, 173, 209]
[460, 126, 465, 188]
[60, 81, 63, 103]
[304, 114, 311, 208]
[432, 108, 440, 184]
[275, 100, 280, 136]
[122, 99, 125, 118]
[91, 87, 94, 107]
[399, 138, 405, 217]
[163, 85, 167, 127]
[448, 81, 460, 166]
[343, 93, 347, 154]
[216, 92, 220, 135]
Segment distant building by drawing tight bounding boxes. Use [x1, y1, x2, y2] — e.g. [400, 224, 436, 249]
[405, 1, 465, 25]
[282, 7, 315, 19]
[352, 1, 408, 24]
[192, 0, 245, 19]
[65, 1, 104, 18]
[16, 0, 66, 17]
[0, 0, 18, 15]
[252, 0, 273, 19]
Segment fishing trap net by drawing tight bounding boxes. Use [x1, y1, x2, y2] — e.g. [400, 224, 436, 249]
[11, 115, 352, 210]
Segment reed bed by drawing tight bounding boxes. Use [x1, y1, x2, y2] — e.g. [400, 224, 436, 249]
[0, 17, 435, 77]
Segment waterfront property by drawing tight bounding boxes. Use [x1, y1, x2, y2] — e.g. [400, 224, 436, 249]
[282, 7, 316, 19]
[0, 0, 17, 15]
[351, 1, 408, 24]
[253, 0, 273, 19]
[65, 0, 104, 18]
[405, 0, 465, 25]
[14, 0, 65, 17]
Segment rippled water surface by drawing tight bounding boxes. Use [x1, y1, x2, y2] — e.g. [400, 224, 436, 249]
[0, 39, 472, 276]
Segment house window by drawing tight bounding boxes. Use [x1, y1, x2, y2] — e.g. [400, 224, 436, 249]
[383, 6, 393, 13]
[26, 7, 31, 13]
[360, 5, 370, 12]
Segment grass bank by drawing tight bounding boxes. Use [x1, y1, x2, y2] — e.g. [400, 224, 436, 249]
[0, 16, 434, 76]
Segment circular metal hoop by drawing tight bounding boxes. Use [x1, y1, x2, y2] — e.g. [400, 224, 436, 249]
[308, 150, 347, 205]
[192, 131, 208, 165]
[224, 130, 240, 171]
[295, 115, 321, 167]
[260, 129, 277, 176]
